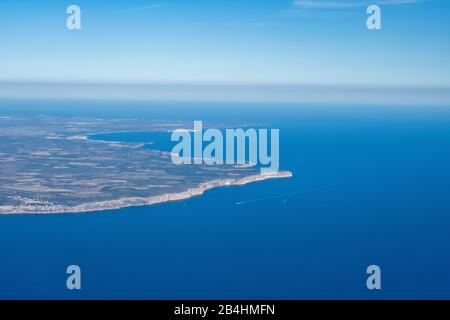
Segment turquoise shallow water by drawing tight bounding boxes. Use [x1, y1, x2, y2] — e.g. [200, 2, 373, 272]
[1, 100, 450, 299]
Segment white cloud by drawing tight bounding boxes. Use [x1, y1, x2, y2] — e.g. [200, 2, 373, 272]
[294, 0, 422, 9]
[126, 3, 168, 12]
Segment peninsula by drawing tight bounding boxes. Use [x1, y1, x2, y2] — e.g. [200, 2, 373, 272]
[0, 115, 292, 215]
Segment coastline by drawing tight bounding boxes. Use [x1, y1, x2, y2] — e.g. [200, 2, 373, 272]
[0, 171, 293, 215]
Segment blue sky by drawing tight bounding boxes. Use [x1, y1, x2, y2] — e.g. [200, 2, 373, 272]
[0, 0, 449, 87]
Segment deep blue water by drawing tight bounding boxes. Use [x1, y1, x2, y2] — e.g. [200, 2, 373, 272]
[1, 99, 450, 299]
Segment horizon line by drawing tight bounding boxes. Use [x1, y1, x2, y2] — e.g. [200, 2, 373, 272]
[1, 80, 449, 89]
[1, 81, 449, 106]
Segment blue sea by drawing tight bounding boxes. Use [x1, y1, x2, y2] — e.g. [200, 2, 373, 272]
[1, 99, 450, 299]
